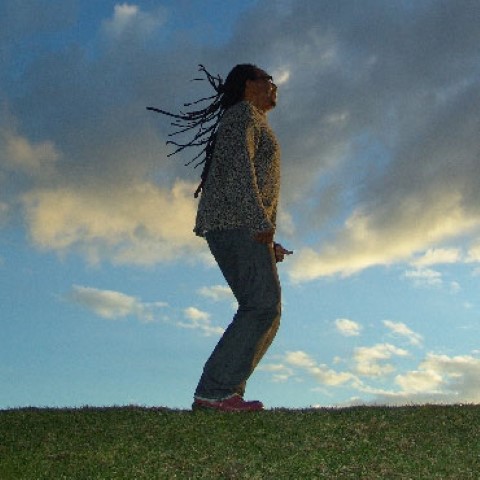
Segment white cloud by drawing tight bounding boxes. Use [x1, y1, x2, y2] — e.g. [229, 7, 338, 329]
[23, 180, 206, 266]
[335, 318, 362, 337]
[277, 207, 296, 237]
[105, 3, 138, 38]
[1, 128, 59, 176]
[271, 67, 291, 85]
[394, 369, 443, 394]
[288, 192, 480, 282]
[284, 350, 356, 386]
[67, 285, 225, 336]
[411, 248, 462, 268]
[449, 281, 461, 293]
[197, 285, 235, 303]
[102, 3, 164, 40]
[383, 320, 423, 347]
[353, 343, 409, 377]
[403, 267, 443, 288]
[467, 242, 480, 263]
[258, 363, 294, 383]
[372, 354, 480, 405]
[179, 307, 224, 337]
[67, 285, 166, 322]
[310, 365, 357, 387]
[284, 350, 316, 369]
[114, 3, 138, 20]
[268, 348, 480, 406]
[183, 306, 210, 322]
[404, 269, 462, 293]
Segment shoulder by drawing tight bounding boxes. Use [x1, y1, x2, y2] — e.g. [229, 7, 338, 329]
[221, 100, 257, 125]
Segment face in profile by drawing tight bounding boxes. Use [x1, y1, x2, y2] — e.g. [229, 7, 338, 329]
[246, 69, 278, 112]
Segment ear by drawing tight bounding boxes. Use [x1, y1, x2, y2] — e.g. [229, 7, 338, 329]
[243, 79, 255, 98]
[244, 78, 254, 90]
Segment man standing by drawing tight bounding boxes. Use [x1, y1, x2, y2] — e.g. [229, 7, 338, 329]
[192, 64, 291, 411]
[149, 64, 291, 411]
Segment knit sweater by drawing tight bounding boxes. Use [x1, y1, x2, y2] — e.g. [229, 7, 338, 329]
[194, 100, 281, 237]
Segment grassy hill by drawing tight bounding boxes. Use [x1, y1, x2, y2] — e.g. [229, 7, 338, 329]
[1, 405, 479, 479]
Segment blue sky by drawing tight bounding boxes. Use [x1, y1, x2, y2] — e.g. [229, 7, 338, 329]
[1, 0, 480, 410]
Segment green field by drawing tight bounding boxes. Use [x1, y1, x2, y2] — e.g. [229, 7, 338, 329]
[1, 405, 479, 479]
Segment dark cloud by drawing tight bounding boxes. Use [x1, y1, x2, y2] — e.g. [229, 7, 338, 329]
[1, 0, 480, 272]
[0, 0, 77, 42]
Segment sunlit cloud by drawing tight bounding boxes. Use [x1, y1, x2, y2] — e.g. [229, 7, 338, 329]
[335, 318, 362, 337]
[467, 242, 480, 263]
[353, 343, 409, 377]
[383, 320, 423, 347]
[288, 191, 480, 282]
[272, 67, 291, 85]
[67, 285, 226, 337]
[277, 207, 296, 237]
[104, 3, 139, 37]
[411, 248, 462, 268]
[1, 128, 59, 176]
[258, 363, 294, 383]
[284, 350, 357, 386]
[197, 285, 235, 303]
[404, 268, 442, 288]
[284, 350, 316, 369]
[23, 180, 206, 265]
[180, 307, 224, 336]
[102, 2, 164, 40]
[324, 111, 350, 127]
[394, 368, 443, 394]
[375, 354, 480, 405]
[262, 348, 480, 406]
[67, 285, 167, 322]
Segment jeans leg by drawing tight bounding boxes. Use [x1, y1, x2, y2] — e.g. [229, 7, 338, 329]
[195, 229, 281, 400]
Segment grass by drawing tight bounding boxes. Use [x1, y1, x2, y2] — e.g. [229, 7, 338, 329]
[0, 405, 479, 479]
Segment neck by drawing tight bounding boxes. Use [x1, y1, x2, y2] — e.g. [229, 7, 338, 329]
[244, 98, 268, 115]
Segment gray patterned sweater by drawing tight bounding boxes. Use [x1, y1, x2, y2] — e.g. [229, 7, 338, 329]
[194, 100, 281, 237]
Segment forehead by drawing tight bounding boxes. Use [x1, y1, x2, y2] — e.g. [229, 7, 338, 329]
[256, 68, 270, 77]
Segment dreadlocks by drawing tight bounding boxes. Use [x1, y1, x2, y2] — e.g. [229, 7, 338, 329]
[147, 63, 261, 197]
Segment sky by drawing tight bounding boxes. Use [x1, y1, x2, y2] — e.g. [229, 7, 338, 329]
[1, 0, 480, 410]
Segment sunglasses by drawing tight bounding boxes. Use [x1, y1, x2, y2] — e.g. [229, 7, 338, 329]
[253, 74, 274, 83]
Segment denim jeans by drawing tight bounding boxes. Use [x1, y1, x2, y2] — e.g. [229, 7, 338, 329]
[195, 229, 282, 400]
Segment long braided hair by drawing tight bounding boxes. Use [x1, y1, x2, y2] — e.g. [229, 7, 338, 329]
[147, 63, 261, 197]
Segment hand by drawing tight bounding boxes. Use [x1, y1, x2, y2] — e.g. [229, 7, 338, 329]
[254, 228, 275, 244]
[274, 242, 293, 263]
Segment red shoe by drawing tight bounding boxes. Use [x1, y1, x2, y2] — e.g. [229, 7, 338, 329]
[192, 394, 264, 412]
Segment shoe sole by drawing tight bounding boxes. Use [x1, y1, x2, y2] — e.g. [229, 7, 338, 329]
[191, 402, 263, 412]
